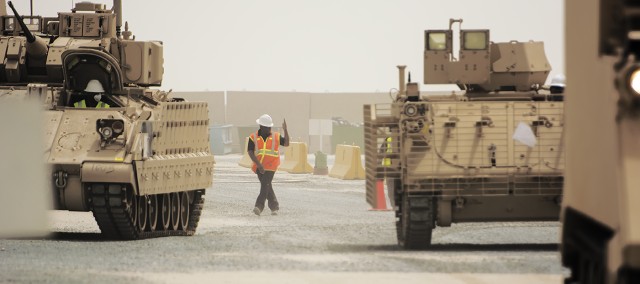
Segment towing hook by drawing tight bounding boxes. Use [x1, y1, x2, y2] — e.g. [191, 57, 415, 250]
[54, 171, 68, 189]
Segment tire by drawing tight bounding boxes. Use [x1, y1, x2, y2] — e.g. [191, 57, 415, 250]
[397, 193, 434, 250]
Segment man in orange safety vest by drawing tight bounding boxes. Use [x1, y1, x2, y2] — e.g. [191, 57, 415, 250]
[248, 114, 290, 216]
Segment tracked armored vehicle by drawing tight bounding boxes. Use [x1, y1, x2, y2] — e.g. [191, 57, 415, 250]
[561, 0, 640, 283]
[364, 19, 564, 249]
[0, 1, 214, 239]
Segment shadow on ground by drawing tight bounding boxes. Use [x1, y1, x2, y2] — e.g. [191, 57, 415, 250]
[47, 232, 108, 242]
[329, 243, 559, 253]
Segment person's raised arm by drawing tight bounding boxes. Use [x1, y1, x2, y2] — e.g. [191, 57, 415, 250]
[282, 119, 290, 147]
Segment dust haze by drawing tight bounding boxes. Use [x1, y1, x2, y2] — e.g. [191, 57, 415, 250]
[18, 0, 564, 92]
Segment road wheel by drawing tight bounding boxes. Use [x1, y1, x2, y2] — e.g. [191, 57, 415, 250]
[147, 195, 158, 231]
[129, 190, 138, 227]
[137, 195, 148, 232]
[160, 194, 171, 230]
[170, 192, 180, 230]
[179, 191, 190, 231]
[121, 185, 137, 227]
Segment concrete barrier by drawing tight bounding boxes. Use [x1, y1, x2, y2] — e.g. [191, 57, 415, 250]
[279, 142, 313, 174]
[329, 144, 365, 180]
[238, 137, 253, 168]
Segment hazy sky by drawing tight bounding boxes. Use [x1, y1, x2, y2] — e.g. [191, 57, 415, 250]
[16, 0, 564, 92]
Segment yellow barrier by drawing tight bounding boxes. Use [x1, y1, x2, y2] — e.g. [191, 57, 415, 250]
[329, 144, 365, 180]
[279, 142, 313, 174]
[238, 137, 253, 168]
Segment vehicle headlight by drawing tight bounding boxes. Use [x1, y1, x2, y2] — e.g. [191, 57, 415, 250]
[100, 127, 113, 139]
[404, 104, 418, 117]
[618, 63, 640, 98]
[629, 67, 640, 96]
[96, 119, 125, 142]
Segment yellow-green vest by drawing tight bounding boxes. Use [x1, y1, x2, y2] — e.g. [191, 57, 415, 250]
[382, 137, 392, 167]
[74, 100, 110, 108]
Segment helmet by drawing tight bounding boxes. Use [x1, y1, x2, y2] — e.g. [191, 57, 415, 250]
[256, 114, 274, 127]
[550, 74, 566, 88]
[84, 79, 105, 93]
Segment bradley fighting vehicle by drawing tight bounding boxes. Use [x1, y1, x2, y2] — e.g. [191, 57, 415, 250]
[364, 19, 564, 249]
[561, 0, 640, 283]
[0, 1, 214, 239]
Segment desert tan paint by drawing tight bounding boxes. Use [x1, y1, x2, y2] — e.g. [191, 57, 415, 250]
[41, 94, 214, 209]
[403, 101, 563, 178]
[0, 3, 163, 86]
[0, 0, 214, 240]
[564, 0, 620, 269]
[363, 19, 564, 250]
[365, 99, 563, 201]
[563, 0, 640, 279]
[133, 102, 214, 196]
[0, 1, 214, 212]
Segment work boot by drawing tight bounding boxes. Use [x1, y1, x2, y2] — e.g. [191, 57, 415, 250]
[253, 207, 261, 216]
[271, 210, 278, 216]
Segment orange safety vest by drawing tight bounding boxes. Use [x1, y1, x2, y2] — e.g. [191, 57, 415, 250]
[250, 131, 281, 173]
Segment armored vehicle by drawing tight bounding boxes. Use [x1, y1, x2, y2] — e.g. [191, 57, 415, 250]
[561, 0, 640, 283]
[364, 19, 564, 249]
[0, 1, 214, 239]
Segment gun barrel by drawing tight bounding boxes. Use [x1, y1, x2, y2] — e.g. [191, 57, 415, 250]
[7, 1, 47, 61]
[7, 1, 35, 42]
[114, 0, 122, 37]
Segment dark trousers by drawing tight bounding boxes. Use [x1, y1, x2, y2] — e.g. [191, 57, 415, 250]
[254, 170, 279, 211]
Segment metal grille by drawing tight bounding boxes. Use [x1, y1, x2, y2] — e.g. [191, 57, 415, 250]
[153, 102, 211, 155]
[364, 100, 564, 200]
[364, 104, 400, 207]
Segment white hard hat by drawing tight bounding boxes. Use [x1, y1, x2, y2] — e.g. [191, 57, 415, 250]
[256, 114, 274, 127]
[84, 79, 105, 93]
[550, 74, 566, 88]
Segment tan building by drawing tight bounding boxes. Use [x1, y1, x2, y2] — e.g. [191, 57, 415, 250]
[176, 91, 391, 154]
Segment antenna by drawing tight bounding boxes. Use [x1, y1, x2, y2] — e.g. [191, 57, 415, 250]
[29, 0, 32, 16]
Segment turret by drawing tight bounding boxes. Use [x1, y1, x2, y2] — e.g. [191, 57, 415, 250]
[58, 2, 117, 38]
[7, 1, 48, 65]
[0, 1, 162, 85]
[423, 18, 551, 92]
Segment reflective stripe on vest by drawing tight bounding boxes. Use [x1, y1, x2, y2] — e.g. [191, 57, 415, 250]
[74, 100, 110, 108]
[250, 131, 281, 172]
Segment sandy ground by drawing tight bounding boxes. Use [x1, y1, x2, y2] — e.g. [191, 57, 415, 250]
[0, 154, 566, 283]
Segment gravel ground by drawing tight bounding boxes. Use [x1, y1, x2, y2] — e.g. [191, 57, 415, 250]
[0, 154, 566, 283]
